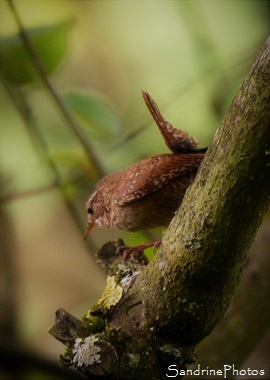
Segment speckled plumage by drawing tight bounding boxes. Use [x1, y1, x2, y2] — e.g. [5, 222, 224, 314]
[84, 91, 206, 238]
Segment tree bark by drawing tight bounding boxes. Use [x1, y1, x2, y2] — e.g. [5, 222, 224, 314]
[50, 36, 270, 379]
[191, 212, 270, 375]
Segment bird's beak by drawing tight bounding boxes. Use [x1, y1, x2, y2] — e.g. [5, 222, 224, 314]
[83, 221, 95, 240]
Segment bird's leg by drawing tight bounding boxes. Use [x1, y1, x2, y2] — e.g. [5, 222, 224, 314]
[116, 240, 162, 262]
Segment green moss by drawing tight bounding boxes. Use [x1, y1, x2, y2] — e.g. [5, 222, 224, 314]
[83, 313, 106, 334]
[59, 344, 73, 367]
[104, 326, 125, 353]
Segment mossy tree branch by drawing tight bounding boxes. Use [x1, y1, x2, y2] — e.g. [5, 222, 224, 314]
[50, 36, 270, 379]
[130, 35, 270, 344]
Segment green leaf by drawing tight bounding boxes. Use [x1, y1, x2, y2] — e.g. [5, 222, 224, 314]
[64, 92, 122, 141]
[0, 20, 72, 86]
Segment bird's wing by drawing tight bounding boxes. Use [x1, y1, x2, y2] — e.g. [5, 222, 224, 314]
[116, 153, 204, 206]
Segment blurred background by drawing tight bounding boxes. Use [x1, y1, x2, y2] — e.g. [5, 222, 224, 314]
[0, 0, 269, 378]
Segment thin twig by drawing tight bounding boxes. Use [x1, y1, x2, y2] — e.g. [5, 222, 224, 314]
[110, 55, 251, 151]
[0, 74, 97, 252]
[6, 0, 105, 178]
[0, 183, 58, 205]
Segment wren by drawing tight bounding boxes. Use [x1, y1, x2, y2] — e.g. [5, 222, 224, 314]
[84, 91, 206, 256]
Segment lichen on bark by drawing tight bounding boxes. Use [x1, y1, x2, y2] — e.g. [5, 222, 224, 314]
[50, 36, 270, 379]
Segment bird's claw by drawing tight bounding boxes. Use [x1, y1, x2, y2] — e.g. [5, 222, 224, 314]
[115, 240, 162, 263]
[116, 245, 148, 263]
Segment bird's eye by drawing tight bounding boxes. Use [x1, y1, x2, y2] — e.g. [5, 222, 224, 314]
[87, 207, 94, 215]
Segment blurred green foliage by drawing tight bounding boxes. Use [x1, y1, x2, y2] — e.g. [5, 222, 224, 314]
[64, 92, 121, 141]
[0, 0, 268, 375]
[0, 20, 72, 85]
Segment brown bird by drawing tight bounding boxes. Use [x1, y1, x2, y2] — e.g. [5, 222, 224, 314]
[84, 91, 206, 257]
